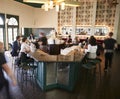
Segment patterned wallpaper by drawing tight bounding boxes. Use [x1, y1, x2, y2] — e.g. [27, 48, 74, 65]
[58, 0, 117, 35]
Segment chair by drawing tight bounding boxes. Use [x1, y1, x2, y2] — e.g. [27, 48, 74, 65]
[81, 55, 102, 82]
[87, 58, 101, 76]
[17, 59, 38, 89]
[81, 61, 97, 84]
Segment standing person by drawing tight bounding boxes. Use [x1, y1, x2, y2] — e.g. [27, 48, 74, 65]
[103, 32, 117, 71]
[0, 42, 17, 99]
[38, 32, 48, 45]
[11, 36, 21, 57]
[38, 32, 48, 53]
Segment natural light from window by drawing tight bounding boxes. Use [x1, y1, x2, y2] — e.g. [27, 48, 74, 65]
[8, 17, 18, 44]
[0, 17, 4, 25]
[8, 17, 18, 25]
[0, 16, 4, 42]
[0, 28, 3, 42]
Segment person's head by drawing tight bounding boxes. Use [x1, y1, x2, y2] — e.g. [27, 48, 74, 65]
[22, 37, 28, 43]
[39, 32, 44, 37]
[0, 42, 4, 52]
[30, 33, 34, 36]
[89, 36, 97, 46]
[108, 32, 113, 37]
[16, 36, 21, 41]
[68, 35, 71, 38]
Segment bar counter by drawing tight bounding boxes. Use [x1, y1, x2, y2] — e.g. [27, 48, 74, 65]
[30, 49, 85, 91]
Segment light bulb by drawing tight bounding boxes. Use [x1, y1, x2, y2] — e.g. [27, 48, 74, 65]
[49, 0, 53, 9]
[61, 2, 65, 10]
[56, 5, 59, 12]
[45, 3, 48, 11]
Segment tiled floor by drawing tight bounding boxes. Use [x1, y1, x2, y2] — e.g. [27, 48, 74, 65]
[1, 51, 120, 99]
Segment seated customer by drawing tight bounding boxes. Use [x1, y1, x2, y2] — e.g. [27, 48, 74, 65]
[38, 32, 47, 45]
[11, 35, 21, 57]
[20, 37, 33, 63]
[84, 36, 98, 59]
[66, 35, 72, 44]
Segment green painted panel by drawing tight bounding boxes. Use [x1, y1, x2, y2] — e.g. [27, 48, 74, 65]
[36, 61, 81, 91]
[14, 0, 43, 8]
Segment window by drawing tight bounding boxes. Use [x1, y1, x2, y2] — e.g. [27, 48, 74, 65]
[0, 17, 4, 25]
[8, 17, 18, 25]
[7, 15, 19, 44]
[0, 28, 3, 42]
[0, 14, 5, 42]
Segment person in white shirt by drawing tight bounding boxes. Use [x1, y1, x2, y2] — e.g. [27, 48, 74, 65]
[20, 37, 32, 63]
[20, 37, 30, 54]
[84, 36, 98, 59]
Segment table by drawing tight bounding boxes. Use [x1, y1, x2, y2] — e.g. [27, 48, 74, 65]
[30, 49, 85, 91]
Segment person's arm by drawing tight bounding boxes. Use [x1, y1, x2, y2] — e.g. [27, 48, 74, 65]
[2, 63, 17, 86]
[84, 44, 90, 53]
[114, 43, 118, 49]
[102, 43, 105, 49]
[113, 39, 117, 49]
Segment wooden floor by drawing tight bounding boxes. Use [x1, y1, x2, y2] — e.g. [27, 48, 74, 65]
[0, 51, 120, 99]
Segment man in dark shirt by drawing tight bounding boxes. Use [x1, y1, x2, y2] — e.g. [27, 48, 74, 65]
[11, 36, 21, 57]
[39, 32, 47, 45]
[103, 32, 117, 71]
[38, 32, 48, 53]
[0, 42, 17, 99]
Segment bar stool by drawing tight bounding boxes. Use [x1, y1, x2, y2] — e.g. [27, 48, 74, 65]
[87, 58, 102, 76]
[18, 61, 38, 90]
[81, 57, 102, 83]
[20, 63, 32, 85]
[27, 61, 38, 79]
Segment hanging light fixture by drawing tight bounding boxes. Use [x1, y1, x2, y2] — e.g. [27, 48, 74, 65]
[49, 0, 53, 9]
[24, 0, 80, 12]
[42, 0, 65, 12]
[44, 3, 49, 11]
[23, 0, 47, 4]
[61, 2, 65, 10]
[56, 4, 59, 12]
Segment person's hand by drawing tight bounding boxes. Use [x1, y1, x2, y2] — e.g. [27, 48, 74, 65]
[25, 49, 30, 53]
[83, 45, 88, 49]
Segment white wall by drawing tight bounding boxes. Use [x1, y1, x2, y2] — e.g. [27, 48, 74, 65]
[0, 0, 58, 31]
[0, 0, 35, 29]
[34, 8, 58, 30]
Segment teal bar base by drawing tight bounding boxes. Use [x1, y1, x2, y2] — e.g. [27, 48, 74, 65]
[36, 62, 80, 91]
